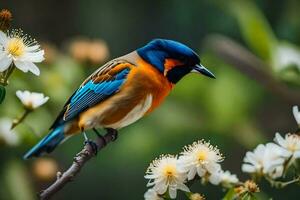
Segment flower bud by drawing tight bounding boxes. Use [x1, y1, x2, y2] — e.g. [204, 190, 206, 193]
[0, 9, 12, 31]
[190, 193, 205, 200]
[244, 180, 260, 193]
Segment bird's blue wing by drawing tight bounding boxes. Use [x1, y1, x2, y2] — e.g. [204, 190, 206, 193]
[50, 60, 133, 129]
[64, 69, 129, 120]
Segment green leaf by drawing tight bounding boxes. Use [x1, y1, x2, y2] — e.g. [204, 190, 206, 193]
[229, 0, 277, 61]
[223, 188, 236, 200]
[240, 193, 258, 200]
[0, 85, 6, 104]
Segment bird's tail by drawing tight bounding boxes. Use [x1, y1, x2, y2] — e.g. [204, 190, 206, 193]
[23, 125, 65, 159]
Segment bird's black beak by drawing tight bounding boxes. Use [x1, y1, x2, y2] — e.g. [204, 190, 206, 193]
[191, 64, 216, 79]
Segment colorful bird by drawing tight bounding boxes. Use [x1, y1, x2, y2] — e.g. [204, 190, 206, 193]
[24, 39, 215, 159]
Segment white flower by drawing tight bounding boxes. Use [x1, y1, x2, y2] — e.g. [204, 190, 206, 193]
[0, 118, 19, 146]
[144, 189, 163, 200]
[274, 132, 300, 159]
[145, 155, 189, 199]
[292, 106, 300, 126]
[16, 90, 49, 110]
[274, 43, 300, 71]
[0, 29, 44, 75]
[178, 140, 223, 180]
[209, 170, 239, 186]
[242, 144, 265, 175]
[242, 143, 290, 179]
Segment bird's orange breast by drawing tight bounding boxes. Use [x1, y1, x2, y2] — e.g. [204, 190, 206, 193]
[129, 58, 174, 114]
[77, 57, 173, 130]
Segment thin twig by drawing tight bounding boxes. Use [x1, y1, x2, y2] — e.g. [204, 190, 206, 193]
[265, 176, 300, 188]
[11, 109, 31, 129]
[204, 35, 300, 105]
[39, 131, 117, 200]
[0, 64, 15, 86]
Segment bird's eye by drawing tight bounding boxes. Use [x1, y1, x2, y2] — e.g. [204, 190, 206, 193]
[179, 55, 185, 61]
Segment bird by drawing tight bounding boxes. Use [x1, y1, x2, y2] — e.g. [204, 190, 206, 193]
[23, 39, 215, 159]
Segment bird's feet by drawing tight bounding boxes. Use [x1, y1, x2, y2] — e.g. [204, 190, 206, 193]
[84, 140, 98, 155]
[106, 128, 118, 141]
[82, 128, 118, 155]
[93, 128, 118, 144]
[93, 128, 107, 146]
[83, 132, 98, 155]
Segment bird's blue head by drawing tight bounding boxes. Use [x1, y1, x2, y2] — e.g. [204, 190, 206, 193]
[137, 39, 215, 83]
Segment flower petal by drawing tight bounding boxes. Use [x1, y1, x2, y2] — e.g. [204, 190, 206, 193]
[144, 189, 163, 200]
[242, 164, 256, 173]
[292, 106, 300, 125]
[209, 173, 221, 185]
[14, 60, 40, 75]
[274, 132, 286, 148]
[0, 56, 12, 72]
[145, 174, 159, 179]
[155, 183, 168, 195]
[0, 31, 8, 46]
[206, 163, 221, 174]
[26, 62, 40, 76]
[16, 90, 31, 106]
[0, 50, 6, 59]
[14, 60, 29, 72]
[255, 144, 266, 155]
[22, 50, 45, 63]
[187, 167, 197, 180]
[25, 44, 40, 52]
[15, 90, 25, 101]
[293, 151, 300, 159]
[177, 183, 190, 192]
[196, 166, 206, 176]
[32, 94, 49, 108]
[0, 118, 19, 146]
[168, 187, 177, 199]
[269, 166, 283, 179]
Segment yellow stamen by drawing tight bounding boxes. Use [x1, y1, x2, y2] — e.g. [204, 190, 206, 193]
[197, 150, 207, 161]
[287, 135, 300, 152]
[288, 143, 297, 152]
[164, 165, 176, 177]
[7, 38, 25, 57]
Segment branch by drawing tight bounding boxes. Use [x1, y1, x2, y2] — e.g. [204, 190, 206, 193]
[39, 131, 117, 200]
[204, 35, 300, 105]
[265, 176, 300, 188]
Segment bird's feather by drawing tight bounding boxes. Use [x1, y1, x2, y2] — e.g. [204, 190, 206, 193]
[50, 59, 134, 129]
[23, 125, 65, 159]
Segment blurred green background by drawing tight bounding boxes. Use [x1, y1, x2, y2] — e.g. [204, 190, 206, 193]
[1, 0, 300, 199]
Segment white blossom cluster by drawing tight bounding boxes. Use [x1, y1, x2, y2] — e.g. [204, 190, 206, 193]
[144, 140, 238, 200]
[242, 106, 300, 179]
[242, 133, 300, 179]
[0, 13, 49, 132]
[0, 30, 44, 75]
[16, 90, 49, 110]
[144, 106, 300, 199]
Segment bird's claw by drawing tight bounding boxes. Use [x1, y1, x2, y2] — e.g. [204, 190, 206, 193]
[111, 132, 118, 141]
[93, 128, 107, 146]
[106, 128, 118, 141]
[84, 140, 98, 155]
